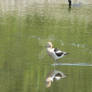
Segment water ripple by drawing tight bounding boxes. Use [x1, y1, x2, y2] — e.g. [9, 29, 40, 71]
[52, 63, 92, 66]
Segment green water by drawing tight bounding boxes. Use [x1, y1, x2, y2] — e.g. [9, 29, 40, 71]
[0, 3, 92, 92]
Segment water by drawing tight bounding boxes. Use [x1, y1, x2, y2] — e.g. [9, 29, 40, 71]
[0, 1, 92, 92]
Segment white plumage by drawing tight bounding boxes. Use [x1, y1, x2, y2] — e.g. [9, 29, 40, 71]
[47, 42, 68, 61]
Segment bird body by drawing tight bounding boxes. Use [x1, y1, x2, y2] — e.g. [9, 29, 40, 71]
[47, 42, 68, 61]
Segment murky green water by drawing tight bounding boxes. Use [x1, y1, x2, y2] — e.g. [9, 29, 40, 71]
[0, 2, 92, 92]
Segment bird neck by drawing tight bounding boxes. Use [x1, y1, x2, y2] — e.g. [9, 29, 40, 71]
[47, 46, 52, 49]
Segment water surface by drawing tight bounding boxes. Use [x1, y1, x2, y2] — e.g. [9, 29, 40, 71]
[0, 2, 92, 92]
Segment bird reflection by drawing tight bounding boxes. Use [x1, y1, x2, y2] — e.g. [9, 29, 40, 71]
[46, 70, 66, 88]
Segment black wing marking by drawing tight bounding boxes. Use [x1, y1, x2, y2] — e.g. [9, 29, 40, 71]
[54, 48, 64, 57]
[55, 52, 64, 57]
[55, 73, 62, 77]
[54, 48, 58, 52]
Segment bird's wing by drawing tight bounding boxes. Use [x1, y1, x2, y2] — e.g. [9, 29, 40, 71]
[54, 48, 64, 57]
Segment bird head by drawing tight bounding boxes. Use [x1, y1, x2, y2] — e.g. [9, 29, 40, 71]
[46, 77, 53, 88]
[46, 80, 52, 88]
[47, 42, 53, 48]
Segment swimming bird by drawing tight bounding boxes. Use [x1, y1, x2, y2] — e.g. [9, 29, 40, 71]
[47, 42, 68, 62]
[46, 70, 66, 88]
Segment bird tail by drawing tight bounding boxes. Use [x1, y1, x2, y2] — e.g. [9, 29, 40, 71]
[64, 52, 69, 55]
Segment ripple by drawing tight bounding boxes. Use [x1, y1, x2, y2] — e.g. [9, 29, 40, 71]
[52, 63, 92, 66]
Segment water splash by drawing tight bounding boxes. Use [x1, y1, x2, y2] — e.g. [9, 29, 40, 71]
[52, 63, 92, 66]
